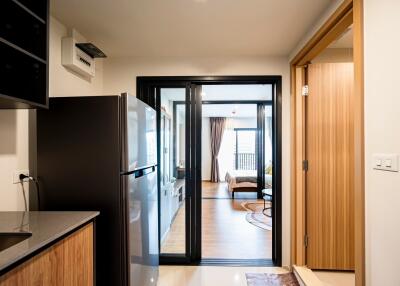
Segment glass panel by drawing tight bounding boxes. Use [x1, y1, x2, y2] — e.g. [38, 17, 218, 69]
[208, 104, 258, 177]
[159, 88, 186, 255]
[202, 103, 266, 259]
[264, 105, 273, 189]
[202, 84, 272, 101]
[235, 130, 257, 170]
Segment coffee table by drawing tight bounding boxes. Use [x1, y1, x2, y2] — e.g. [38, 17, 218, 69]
[262, 188, 273, 217]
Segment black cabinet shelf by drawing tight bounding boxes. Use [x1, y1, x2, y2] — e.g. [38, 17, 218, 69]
[13, 0, 47, 22]
[0, 38, 47, 64]
[0, 0, 49, 109]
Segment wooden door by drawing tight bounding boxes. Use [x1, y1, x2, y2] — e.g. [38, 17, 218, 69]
[306, 63, 355, 270]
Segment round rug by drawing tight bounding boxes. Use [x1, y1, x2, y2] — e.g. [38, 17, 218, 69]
[241, 201, 272, 231]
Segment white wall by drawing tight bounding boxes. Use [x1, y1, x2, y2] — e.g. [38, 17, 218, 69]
[0, 110, 29, 211]
[102, 55, 289, 95]
[228, 118, 257, 129]
[0, 17, 104, 211]
[364, 1, 400, 285]
[103, 55, 291, 266]
[49, 17, 104, 97]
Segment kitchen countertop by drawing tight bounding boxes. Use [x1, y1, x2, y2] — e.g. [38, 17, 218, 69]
[0, 211, 99, 274]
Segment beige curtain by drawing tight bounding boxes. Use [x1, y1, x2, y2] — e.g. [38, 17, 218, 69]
[210, 117, 226, 182]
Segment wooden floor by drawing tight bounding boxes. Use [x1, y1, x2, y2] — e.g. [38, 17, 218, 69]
[161, 182, 272, 259]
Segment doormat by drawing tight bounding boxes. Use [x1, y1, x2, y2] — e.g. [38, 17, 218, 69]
[246, 273, 300, 286]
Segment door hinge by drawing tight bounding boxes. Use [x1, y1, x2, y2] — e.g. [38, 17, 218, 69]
[304, 234, 309, 248]
[302, 160, 309, 171]
[302, 85, 309, 96]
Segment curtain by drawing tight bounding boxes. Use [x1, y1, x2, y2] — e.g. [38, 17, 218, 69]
[210, 117, 226, 182]
[218, 119, 235, 181]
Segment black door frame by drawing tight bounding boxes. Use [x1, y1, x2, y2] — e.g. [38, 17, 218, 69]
[137, 76, 282, 266]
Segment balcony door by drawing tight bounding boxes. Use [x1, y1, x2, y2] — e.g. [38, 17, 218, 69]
[234, 128, 257, 170]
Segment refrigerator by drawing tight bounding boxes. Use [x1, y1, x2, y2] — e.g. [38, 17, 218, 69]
[36, 94, 159, 286]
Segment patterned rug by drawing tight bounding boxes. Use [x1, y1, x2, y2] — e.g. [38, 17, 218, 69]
[241, 201, 272, 231]
[246, 273, 300, 286]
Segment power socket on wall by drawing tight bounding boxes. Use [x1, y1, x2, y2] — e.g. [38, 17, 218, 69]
[13, 170, 30, 184]
[373, 154, 399, 172]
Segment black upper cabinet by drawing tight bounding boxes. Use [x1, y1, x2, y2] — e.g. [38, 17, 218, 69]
[15, 0, 47, 21]
[0, 0, 49, 109]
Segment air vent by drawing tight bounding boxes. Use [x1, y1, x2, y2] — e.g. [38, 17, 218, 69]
[75, 43, 107, 58]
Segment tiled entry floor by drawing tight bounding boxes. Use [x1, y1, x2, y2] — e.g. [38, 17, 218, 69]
[158, 266, 289, 286]
[314, 271, 355, 286]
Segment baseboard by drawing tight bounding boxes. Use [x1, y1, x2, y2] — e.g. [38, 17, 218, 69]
[293, 265, 324, 286]
[200, 258, 274, 267]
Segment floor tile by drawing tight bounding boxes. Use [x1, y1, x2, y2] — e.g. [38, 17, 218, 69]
[313, 271, 355, 286]
[158, 266, 288, 286]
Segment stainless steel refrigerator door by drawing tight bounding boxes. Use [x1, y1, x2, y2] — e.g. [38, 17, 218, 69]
[121, 93, 157, 173]
[127, 167, 159, 286]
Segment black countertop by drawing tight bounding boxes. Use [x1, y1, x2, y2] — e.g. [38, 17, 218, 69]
[0, 211, 99, 273]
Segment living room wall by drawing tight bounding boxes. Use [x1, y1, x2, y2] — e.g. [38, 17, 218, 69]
[102, 54, 291, 267]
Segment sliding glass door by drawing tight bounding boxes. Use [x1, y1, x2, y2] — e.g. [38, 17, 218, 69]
[137, 83, 202, 263]
[137, 76, 282, 265]
[234, 128, 257, 170]
[158, 88, 187, 257]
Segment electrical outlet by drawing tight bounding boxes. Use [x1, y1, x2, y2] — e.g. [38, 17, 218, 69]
[13, 170, 30, 184]
[373, 154, 399, 172]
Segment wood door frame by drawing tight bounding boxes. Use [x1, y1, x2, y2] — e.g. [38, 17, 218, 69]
[290, 0, 364, 285]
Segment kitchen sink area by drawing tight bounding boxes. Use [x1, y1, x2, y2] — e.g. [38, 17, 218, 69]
[0, 233, 32, 253]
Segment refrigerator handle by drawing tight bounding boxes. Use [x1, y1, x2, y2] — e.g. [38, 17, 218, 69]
[126, 165, 156, 179]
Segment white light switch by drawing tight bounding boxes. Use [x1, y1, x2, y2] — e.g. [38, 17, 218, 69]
[373, 154, 399, 172]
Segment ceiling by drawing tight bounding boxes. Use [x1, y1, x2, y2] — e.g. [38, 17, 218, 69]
[51, 0, 333, 57]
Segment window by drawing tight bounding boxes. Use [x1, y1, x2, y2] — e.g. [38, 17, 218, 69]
[234, 128, 257, 170]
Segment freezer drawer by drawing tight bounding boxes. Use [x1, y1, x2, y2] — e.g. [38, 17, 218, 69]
[125, 166, 158, 286]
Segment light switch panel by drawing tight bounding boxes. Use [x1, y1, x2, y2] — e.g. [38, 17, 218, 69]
[373, 154, 399, 172]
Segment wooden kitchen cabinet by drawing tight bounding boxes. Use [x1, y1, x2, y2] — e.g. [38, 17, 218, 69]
[0, 223, 94, 286]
